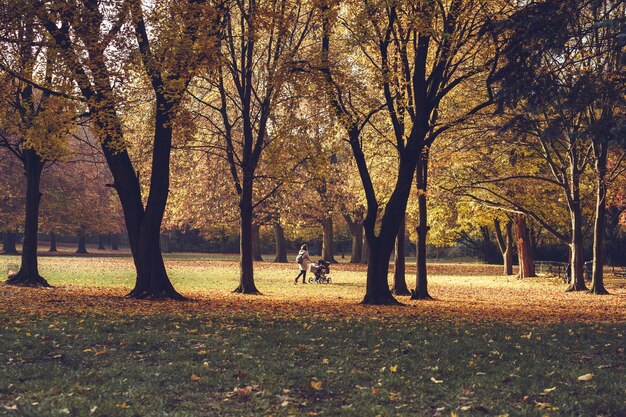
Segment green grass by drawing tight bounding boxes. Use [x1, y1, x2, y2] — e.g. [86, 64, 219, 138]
[1, 254, 625, 416]
[1, 312, 624, 416]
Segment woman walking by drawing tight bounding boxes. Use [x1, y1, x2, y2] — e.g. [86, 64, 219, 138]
[294, 244, 311, 284]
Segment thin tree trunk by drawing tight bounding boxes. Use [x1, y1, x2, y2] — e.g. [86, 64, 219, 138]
[7, 149, 49, 287]
[412, 151, 431, 300]
[515, 214, 536, 278]
[252, 223, 263, 261]
[392, 216, 410, 295]
[360, 229, 369, 264]
[2, 232, 18, 255]
[234, 173, 260, 294]
[590, 142, 609, 294]
[98, 234, 106, 250]
[350, 223, 363, 263]
[566, 203, 587, 291]
[273, 223, 288, 263]
[49, 232, 57, 252]
[76, 228, 88, 254]
[322, 217, 337, 263]
[494, 219, 514, 275]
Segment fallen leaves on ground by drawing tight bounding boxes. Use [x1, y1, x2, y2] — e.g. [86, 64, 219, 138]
[0, 259, 625, 325]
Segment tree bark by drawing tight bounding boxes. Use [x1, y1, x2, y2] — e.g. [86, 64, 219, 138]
[6, 149, 49, 287]
[566, 201, 587, 291]
[234, 172, 260, 294]
[590, 142, 609, 294]
[2, 232, 18, 255]
[514, 214, 536, 278]
[272, 223, 288, 263]
[342, 212, 363, 263]
[362, 237, 402, 305]
[360, 229, 369, 264]
[49, 232, 57, 252]
[252, 223, 263, 261]
[76, 228, 88, 254]
[494, 218, 514, 275]
[321, 217, 337, 263]
[98, 234, 106, 250]
[412, 150, 431, 300]
[127, 96, 184, 300]
[392, 216, 410, 295]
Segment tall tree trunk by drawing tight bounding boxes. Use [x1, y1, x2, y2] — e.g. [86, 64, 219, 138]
[494, 218, 514, 275]
[2, 232, 18, 255]
[412, 150, 431, 300]
[566, 202, 587, 291]
[127, 97, 183, 299]
[76, 227, 88, 254]
[7, 149, 49, 287]
[49, 232, 57, 252]
[111, 234, 119, 251]
[590, 142, 609, 294]
[98, 234, 106, 250]
[272, 223, 288, 263]
[252, 223, 263, 261]
[322, 217, 337, 263]
[392, 216, 410, 295]
[515, 214, 536, 278]
[234, 172, 260, 294]
[360, 229, 369, 264]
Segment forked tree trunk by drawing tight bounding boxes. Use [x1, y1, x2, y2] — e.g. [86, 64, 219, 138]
[7, 149, 50, 287]
[322, 217, 337, 263]
[234, 174, 260, 294]
[41, 6, 183, 300]
[127, 98, 184, 300]
[494, 218, 514, 275]
[590, 142, 608, 294]
[252, 223, 263, 261]
[515, 214, 536, 278]
[76, 228, 88, 254]
[273, 223, 288, 263]
[49, 232, 57, 252]
[2, 232, 18, 255]
[412, 151, 431, 300]
[392, 216, 410, 296]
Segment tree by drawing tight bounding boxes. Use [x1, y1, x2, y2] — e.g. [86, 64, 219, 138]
[319, 0, 496, 304]
[491, 0, 625, 291]
[0, 7, 75, 286]
[194, 0, 315, 293]
[33, 0, 224, 298]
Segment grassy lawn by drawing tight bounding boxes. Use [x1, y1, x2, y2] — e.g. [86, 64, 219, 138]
[1, 254, 625, 416]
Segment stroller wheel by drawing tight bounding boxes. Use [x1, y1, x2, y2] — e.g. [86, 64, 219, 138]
[326, 277, 332, 284]
[308, 277, 314, 283]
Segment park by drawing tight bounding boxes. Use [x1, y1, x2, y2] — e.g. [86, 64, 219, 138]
[1, 0, 625, 416]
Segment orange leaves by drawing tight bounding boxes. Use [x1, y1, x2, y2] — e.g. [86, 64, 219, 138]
[191, 373, 202, 382]
[310, 379, 322, 390]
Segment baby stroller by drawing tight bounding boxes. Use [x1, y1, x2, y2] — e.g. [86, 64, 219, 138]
[309, 260, 331, 284]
